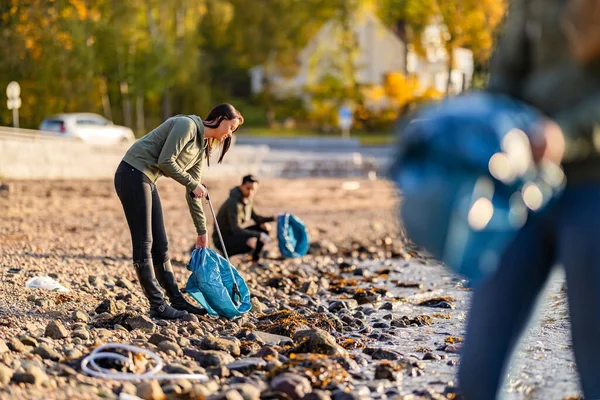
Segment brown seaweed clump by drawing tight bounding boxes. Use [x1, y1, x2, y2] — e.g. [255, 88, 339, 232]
[256, 310, 341, 337]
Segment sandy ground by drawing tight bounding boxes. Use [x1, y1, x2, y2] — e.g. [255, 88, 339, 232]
[0, 178, 580, 400]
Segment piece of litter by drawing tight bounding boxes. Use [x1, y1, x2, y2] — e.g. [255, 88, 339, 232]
[25, 276, 70, 292]
[342, 181, 361, 191]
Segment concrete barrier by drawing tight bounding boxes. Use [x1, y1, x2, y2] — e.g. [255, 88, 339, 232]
[234, 135, 361, 151]
[0, 127, 269, 180]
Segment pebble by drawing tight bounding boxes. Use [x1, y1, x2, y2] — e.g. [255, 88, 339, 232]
[422, 352, 441, 361]
[32, 344, 61, 361]
[136, 379, 164, 400]
[7, 338, 28, 353]
[116, 277, 135, 290]
[0, 339, 9, 354]
[44, 320, 69, 340]
[158, 340, 183, 357]
[271, 373, 312, 400]
[226, 358, 267, 374]
[95, 299, 118, 314]
[0, 363, 13, 385]
[72, 328, 90, 340]
[125, 315, 156, 333]
[374, 362, 401, 381]
[183, 349, 235, 368]
[11, 365, 47, 386]
[19, 336, 38, 347]
[200, 335, 241, 357]
[71, 310, 90, 323]
[293, 329, 348, 357]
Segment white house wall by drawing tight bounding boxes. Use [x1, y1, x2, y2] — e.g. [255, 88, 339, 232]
[249, 11, 474, 97]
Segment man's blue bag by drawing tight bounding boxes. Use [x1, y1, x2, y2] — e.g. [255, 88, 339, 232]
[391, 93, 565, 286]
[277, 213, 309, 258]
[186, 248, 252, 319]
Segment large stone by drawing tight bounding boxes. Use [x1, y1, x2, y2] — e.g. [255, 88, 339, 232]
[125, 315, 156, 333]
[44, 320, 69, 340]
[183, 349, 235, 368]
[200, 335, 241, 357]
[271, 373, 312, 400]
[136, 380, 165, 400]
[32, 344, 61, 361]
[292, 329, 348, 357]
[226, 358, 266, 374]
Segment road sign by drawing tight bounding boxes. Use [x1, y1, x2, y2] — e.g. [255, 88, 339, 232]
[6, 81, 21, 99]
[7, 98, 21, 110]
[338, 106, 353, 138]
[6, 81, 21, 128]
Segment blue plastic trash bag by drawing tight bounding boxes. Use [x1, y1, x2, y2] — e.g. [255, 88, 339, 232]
[186, 248, 252, 319]
[391, 93, 565, 286]
[277, 213, 310, 258]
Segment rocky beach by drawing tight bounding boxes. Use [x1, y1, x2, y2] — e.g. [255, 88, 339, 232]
[0, 177, 579, 399]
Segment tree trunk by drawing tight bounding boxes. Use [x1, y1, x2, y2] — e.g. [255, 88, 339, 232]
[136, 94, 145, 136]
[98, 77, 113, 121]
[445, 45, 455, 95]
[120, 81, 133, 128]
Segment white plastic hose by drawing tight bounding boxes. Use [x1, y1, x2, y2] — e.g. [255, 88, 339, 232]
[81, 343, 209, 381]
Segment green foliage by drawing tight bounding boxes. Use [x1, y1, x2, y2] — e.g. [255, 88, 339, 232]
[0, 0, 506, 131]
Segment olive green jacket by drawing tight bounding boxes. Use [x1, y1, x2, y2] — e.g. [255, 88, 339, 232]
[122, 115, 208, 234]
[488, 0, 600, 179]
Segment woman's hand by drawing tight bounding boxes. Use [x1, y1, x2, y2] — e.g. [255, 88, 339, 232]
[196, 234, 208, 248]
[530, 119, 565, 165]
[191, 185, 208, 199]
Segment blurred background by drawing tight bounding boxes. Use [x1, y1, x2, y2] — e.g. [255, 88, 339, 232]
[0, 0, 506, 142]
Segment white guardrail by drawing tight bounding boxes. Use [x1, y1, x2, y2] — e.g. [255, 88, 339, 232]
[0, 127, 270, 180]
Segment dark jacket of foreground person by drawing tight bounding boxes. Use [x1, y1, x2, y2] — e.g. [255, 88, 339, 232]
[458, 1, 600, 399]
[487, 0, 600, 181]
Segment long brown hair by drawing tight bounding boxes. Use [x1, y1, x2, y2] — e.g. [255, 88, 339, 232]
[203, 103, 244, 165]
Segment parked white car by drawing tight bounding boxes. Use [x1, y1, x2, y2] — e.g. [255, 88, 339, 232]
[39, 113, 135, 145]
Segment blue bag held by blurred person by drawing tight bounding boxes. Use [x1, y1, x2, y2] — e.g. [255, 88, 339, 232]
[391, 93, 565, 286]
[186, 248, 251, 319]
[277, 213, 310, 258]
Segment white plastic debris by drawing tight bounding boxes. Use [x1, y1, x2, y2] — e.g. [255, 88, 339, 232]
[341, 181, 361, 191]
[81, 343, 209, 381]
[25, 276, 70, 292]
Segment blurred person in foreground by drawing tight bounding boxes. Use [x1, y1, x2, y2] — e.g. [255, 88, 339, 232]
[114, 104, 244, 319]
[213, 175, 276, 267]
[458, 0, 600, 398]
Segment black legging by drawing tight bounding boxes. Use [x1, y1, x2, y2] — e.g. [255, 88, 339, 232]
[215, 225, 268, 262]
[114, 161, 169, 266]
